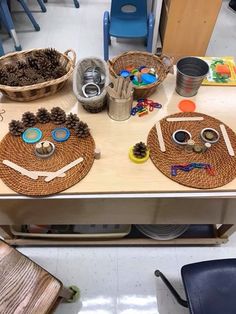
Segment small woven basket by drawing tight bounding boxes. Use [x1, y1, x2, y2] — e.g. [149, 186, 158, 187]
[73, 57, 110, 113]
[108, 51, 173, 99]
[0, 48, 76, 102]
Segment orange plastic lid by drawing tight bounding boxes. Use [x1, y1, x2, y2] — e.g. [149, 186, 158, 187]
[178, 100, 196, 112]
[140, 68, 150, 73]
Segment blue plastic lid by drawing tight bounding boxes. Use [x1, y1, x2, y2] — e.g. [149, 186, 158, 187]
[120, 70, 130, 78]
[22, 128, 42, 144]
[141, 73, 157, 84]
[52, 127, 70, 142]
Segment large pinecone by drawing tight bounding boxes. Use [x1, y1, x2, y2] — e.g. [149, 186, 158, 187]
[44, 48, 60, 67]
[27, 56, 40, 70]
[22, 112, 37, 127]
[51, 107, 66, 125]
[65, 113, 80, 129]
[133, 142, 148, 158]
[0, 69, 8, 85]
[9, 120, 25, 136]
[36, 108, 51, 124]
[74, 121, 90, 138]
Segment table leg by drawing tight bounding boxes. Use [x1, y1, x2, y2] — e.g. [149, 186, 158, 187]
[0, 225, 14, 240]
[217, 224, 236, 238]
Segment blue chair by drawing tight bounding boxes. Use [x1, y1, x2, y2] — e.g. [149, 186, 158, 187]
[43, 0, 80, 8]
[0, 36, 4, 56]
[155, 259, 236, 314]
[0, 0, 40, 51]
[103, 0, 155, 61]
[37, 0, 47, 12]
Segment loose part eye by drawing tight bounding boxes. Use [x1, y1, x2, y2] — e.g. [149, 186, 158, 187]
[22, 128, 42, 144]
[200, 128, 220, 144]
[51, 127, 70, 142]
[172, 129, 192, 145]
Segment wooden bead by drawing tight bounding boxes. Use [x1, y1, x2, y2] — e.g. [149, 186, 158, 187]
[94, 148, 101, 159]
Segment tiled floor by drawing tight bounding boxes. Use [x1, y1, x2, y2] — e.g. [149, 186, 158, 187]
[3, 0, 236, 313]
[19, 233, 236, 314]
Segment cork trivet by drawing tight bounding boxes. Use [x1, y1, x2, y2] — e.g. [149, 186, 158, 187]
[147, 112, 236, 189]
[0, 122, 95, 196]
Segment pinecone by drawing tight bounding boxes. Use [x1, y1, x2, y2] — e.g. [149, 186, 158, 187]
[22, 111, 37, 127]
[51, 107, 66, 125]
[65, 113, 80, 129]
[27, 56, 40, 70]
[133, 142, 148, 158]
[74, 121, 90, 138]
[52, 66, 67, 79]
[43, 48, 60, 67]
[9, 120, 25, 136]
[0, 69, 8, 85]
[16, 61, 28, 70]
[36, 108, 51, 124]
[7, 73, 19, 87]
[6, 64, 17, 74]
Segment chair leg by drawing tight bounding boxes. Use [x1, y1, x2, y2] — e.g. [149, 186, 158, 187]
[59, 285, 80, 303]
[17, 0, 40, 31]
[0, 0, 22, 50]
[103, 11, 110, 61]
[154, 270, 189, 308]
[147, 12, 155, 53]
[43, 0, 47, 2]
[0, 37, 4, 56]
[37, 0, 47, 12]
[73, 0, 80, 8]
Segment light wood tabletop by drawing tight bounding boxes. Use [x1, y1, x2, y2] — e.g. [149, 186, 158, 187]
[0, 73, 236, 196]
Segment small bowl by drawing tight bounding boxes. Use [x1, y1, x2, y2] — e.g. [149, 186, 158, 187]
[172, 130, 192, 145]
[35, 141, 55, 159]
[200, 128, 220, 144]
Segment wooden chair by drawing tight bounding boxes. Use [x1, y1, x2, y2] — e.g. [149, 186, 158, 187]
[0, 240, 78, 313]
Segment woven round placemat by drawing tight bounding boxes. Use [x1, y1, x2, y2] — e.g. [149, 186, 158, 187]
[0, 122, 95, 196]
[147, 112, 236, 189]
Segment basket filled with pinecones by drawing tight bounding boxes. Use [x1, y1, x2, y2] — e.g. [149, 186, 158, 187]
[0, 48, 76, 101]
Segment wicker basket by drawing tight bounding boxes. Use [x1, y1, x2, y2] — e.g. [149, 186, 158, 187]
[108, 51, 174, 99]
[0, 48, 76, 102]
[73, 57, 109, 113]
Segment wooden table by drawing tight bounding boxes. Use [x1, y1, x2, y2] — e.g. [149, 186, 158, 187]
[0, 73, 236, 246]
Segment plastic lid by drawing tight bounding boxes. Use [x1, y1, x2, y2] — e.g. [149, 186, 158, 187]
[22, 128, 42, 144]
[178, 100, 196, 112]
[120, 70, 130, 78]
[52, 127, 70, 142]
[141, 73, 157, 84]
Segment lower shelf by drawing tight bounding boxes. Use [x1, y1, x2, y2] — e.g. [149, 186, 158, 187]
[4, 225, 228, 246]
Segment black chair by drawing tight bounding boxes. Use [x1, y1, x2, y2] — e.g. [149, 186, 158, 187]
[155, 259, 236, 314]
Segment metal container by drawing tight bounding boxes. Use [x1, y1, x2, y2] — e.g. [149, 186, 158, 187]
[108, 95, 133, 121]
[176, 57, 209, 97]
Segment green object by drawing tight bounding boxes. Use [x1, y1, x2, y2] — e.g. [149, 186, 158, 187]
[131, 69, 139, 74]
[66, 285, 80, 303]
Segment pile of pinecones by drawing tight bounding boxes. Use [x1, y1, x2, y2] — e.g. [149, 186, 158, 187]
[0, 49, 67, 87]
[9, 107, 90, 139]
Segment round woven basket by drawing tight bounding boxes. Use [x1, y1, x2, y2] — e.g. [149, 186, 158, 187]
[108, 51, 173, 99]
[73, 57, 110, 113]
[0, 48, 76, 102]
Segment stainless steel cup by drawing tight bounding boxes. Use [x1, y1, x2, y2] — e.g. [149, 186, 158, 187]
[108, 95, 133, 121]
[176, 57, 209, 97]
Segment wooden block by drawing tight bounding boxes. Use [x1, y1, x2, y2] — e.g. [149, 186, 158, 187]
[155, 121, 166, 152]
[220, 124, 235, 157]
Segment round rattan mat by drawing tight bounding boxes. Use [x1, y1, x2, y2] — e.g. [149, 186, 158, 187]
[0, 122, 95, 196]
[147, 112, 236, 189]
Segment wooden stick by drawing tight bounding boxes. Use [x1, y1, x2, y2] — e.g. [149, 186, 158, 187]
[155, 121, 166, 152]
[166, 117, 204, 122]
[3, 160, 38, 180]
[220, 124, 235, 157]
[45, 157, 84, 182]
